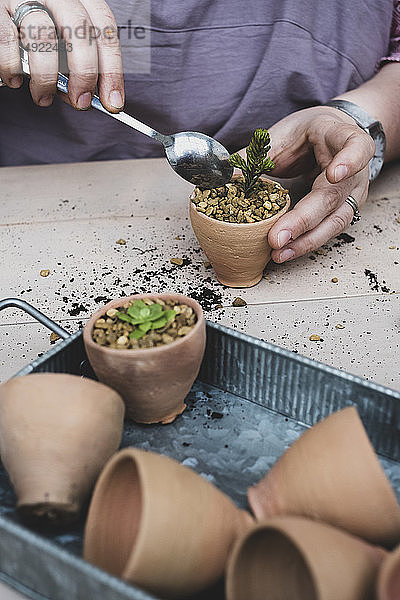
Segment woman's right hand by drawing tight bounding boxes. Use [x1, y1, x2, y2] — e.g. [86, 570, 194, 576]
[0, 0, 124, 112]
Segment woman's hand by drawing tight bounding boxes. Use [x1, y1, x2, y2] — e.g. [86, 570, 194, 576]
[0, 0, 124, 112]
[258, 106, 374, 262]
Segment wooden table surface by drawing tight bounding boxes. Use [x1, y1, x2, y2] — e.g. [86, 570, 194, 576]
[0, 156, 399, 598]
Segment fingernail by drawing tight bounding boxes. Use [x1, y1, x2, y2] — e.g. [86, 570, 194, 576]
[77, 92, 92, 109]
[279, 249, 295, 262]
[109, 90, 123, 109]
[334, 164, 348, 182]
[38, 94, 53, 107]
[10, 76, 22, 88]
[277, 229, 292, 248]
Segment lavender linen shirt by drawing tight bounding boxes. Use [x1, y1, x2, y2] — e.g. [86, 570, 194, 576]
[0, 0, 393, 166]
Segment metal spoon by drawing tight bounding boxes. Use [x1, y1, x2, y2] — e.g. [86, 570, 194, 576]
[18, 47, 233, 188]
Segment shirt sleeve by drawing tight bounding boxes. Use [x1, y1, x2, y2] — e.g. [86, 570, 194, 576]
[379, 0, 400, 64]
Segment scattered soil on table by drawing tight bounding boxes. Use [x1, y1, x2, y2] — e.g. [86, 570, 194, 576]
[189, 287, 223, 311]
[332, 233, 355, 246]
[364, 269, 391, 293]
[68, 303, 88, 317]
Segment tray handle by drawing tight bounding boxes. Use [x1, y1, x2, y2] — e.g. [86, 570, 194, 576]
[0, 298, 71, 341]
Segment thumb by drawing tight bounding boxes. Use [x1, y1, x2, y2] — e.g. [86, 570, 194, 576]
[326, 128, 375, 184]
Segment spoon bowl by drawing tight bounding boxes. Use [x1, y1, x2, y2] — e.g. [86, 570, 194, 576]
[164, 131, 233, 188]
[17, 46, 233, 189]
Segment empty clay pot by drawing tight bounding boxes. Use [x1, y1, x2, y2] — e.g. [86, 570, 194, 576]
[83, 447, 253, 599]
[226, 516, 387, 600]
[83, 293, 206, 424]
[189, 176, 290, 287]
[247, 406, 400, 547]
[377, 544, 400, 600]
[0, 372, 124, 525]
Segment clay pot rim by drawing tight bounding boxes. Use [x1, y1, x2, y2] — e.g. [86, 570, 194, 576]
[227, 517, 318, 599]
[83, 292, 205, 356]
[115, 448, 154, 579]
[84, 447, 149, 577]
[5, 373, 125, 408]
[15, 371, 121, 391]
[378, 543, 400, 600]
[190, 175, 290, 229]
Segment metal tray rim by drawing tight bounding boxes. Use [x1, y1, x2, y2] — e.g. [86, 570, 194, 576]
[0, 515, 158, 600]
[2, 309, 400, 600]
[13, 320, 400, 400]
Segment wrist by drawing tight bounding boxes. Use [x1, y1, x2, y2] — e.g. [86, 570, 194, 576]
[296, 105, 363, 131]
[322, 100, 386, 181]
[311, 105, 359, 125]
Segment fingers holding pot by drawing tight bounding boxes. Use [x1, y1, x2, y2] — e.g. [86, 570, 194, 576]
[269, 168, 368, 263]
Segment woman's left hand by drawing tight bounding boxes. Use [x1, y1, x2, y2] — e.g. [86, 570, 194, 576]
[253, 105, 374, 263]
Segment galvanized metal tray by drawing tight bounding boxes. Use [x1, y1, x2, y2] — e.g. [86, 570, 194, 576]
[1, 298, 400, 600]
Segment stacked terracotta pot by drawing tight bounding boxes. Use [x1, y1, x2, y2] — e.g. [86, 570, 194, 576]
[0, 292, 206, 530]
[0, 372, 125, 525]
[80, 293, 254, 597]
[1, 294, 400, 600]
[226, 406, 400, 600]
[83, 447, 253, 598]
[78, 404, 400, 599]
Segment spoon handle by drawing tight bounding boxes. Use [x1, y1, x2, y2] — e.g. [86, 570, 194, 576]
[19, 46, 169, 145]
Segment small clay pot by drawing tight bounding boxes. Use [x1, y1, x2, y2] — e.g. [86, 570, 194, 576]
[83, 293, 206, 424]
[247, 406, 400, 547]
[0, 373, 124, 526]
[189, 176, 290, 287]
[83, 447, 253, 599]
[226, 516, 387, 600]
[377, 544, 400, 600]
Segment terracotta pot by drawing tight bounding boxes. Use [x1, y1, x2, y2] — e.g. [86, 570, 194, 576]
[0, 372, 124, 525]
[83, 447, 253, 599]
[226, 516, 387, 600]
[377, 544, 400, 600]
[83, 293, 206, 424]
[247, 406, 400, 547]
[189, 176, 290, 287]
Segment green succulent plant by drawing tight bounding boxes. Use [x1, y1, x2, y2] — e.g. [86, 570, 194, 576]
[116, 299, 176, 340]
[228, 128, 274, 197]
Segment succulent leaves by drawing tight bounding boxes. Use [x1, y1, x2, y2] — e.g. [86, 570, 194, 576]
[116, 300, 176, 340]
[229, 128, 274, 197]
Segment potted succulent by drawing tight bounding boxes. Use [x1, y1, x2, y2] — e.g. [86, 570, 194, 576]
[190, 129, 291, 287]
[83, 293, 206, 425]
